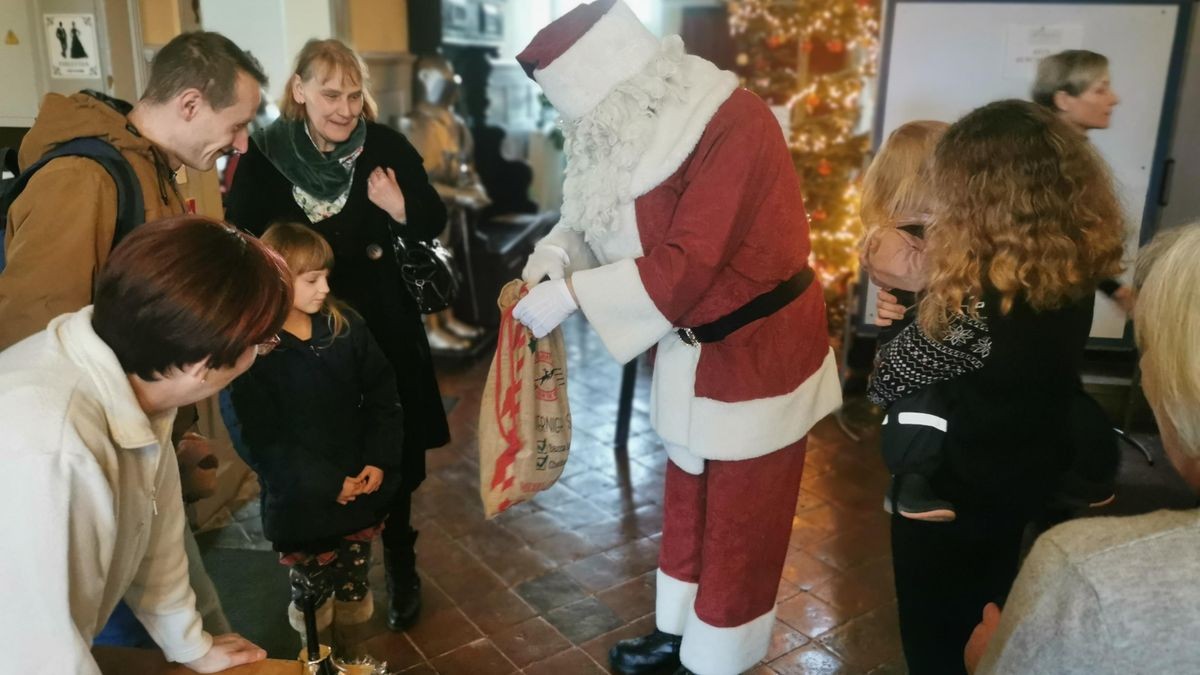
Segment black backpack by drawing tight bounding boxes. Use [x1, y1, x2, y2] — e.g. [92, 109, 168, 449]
[0, 137, 144, 273]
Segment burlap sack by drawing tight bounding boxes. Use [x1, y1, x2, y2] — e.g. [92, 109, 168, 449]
[479, 280, 572, 518]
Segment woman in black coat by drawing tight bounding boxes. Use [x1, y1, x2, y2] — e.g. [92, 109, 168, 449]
[225, 38, 448, 630]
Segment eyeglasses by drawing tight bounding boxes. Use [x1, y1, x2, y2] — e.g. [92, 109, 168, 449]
[255, 335, 281, 356]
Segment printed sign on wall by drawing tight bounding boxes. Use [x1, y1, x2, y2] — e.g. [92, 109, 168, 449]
[44, 13, 100, 79]
[1004, 24, 1084, 80]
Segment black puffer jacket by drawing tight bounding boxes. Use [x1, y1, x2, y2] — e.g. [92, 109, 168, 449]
[231, 310, 404, 554]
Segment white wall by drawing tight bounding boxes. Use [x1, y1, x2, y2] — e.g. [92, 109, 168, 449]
[199, 0, 332, 103]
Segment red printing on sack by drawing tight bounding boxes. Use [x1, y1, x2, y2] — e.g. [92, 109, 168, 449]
[489, 300, 528, 493]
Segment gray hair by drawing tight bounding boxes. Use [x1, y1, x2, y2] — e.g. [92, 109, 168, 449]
[1031, 50, 1109, 110]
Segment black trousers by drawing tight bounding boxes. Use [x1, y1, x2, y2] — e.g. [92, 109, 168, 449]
[381, 481, 417, 555]
[890, 508, 1028, 675]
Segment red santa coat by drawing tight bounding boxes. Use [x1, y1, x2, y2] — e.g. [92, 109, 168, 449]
[538, 58, 842, 469]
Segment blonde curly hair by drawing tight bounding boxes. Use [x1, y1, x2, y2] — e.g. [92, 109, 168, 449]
[918, 99, 1125, 337]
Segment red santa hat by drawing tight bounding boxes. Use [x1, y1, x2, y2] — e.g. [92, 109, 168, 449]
[516, 0, 661, 120]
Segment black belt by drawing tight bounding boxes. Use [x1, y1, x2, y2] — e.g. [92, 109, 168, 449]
[676, 266, 816, 346]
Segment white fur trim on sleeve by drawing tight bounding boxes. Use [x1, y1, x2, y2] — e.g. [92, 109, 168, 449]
[656, 568, 699, 635]
[680, 603, 777, 675]
[572, 257, 672, 364]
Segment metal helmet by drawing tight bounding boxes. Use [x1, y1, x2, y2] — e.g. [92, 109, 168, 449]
[414, 55, 460, 107]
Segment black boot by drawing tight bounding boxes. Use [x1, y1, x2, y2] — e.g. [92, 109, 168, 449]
[609, 629, 682, 675]
[383, 529, 421, 630]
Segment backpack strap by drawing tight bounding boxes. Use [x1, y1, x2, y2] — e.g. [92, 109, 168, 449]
[2, 137, 145, 247]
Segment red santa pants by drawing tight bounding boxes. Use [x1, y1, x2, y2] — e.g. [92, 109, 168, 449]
[656, 438, 807, 674]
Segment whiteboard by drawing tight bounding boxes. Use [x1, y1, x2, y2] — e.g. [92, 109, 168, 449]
[863, 0, 1189, 343]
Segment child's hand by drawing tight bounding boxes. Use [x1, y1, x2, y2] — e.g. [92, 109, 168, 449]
[875, 289, 908, 327]
[337, 477, 364, 505]
[356, 465, 384, 494]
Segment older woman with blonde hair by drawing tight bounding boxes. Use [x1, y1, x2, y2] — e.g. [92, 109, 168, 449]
[963, 222, 1200, 673]
[225, 38, 449, 632]
[880, 99, 1126, 674]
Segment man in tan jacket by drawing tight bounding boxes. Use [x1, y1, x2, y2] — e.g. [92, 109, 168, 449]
[0, 31, 264, 349]
[0, 30, 266, 647]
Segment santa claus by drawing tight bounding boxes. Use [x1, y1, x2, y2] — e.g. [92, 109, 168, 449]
[511, 2, 843, 674]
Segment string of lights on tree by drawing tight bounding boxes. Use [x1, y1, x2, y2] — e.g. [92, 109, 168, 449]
[727, 0, 880, 294]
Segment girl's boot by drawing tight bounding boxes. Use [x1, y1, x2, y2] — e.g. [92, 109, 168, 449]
[384, 528, 421, 630]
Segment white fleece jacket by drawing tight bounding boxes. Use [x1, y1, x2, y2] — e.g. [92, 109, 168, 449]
[0, 308, 211, 673]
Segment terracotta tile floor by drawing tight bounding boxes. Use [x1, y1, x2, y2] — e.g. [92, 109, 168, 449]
[205, 315, 905, 673]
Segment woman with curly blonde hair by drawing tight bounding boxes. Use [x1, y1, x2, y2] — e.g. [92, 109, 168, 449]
[878, 99, 1126, 675]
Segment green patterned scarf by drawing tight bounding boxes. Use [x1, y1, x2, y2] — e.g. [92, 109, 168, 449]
[251, 117, 367, 201]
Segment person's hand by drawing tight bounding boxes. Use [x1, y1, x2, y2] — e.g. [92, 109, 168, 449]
[356, 465, 384, 494]
[177, 432, 219, 504]
[337, 476, 365, 505]
[513, 279, 578, 338]
[367, 167, 407, 222]
[521, 245, 570, 284]
[182, 633, 266, 673]
[963, 602, 1002, 674]
[875, 289, 908, 327]
[1112, 284, 1135, 317]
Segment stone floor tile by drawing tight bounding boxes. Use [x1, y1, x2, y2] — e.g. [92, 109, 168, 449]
[808, 558, 895, 620]
[594, 572, 656, 622]
[522, 647, 608, 675]
[770, 643, 865, 675]
[544, 597, 626, 645]
[515, 569, 590, 613]
[766, 619, 812, 661]
[428, 638, 517, 675]
[355, 630, 426, 672]
[402, 604, 483, 659]
[501, 511, 567, 545]
[489, 616, 572, 668]
[777, 591, 847, 639]
[580, 613, 658, 667]
[781, 548, 841, 592]
[564, 550, 644, 592]
[456, 588, 538, 635]
[819, 601, 904, 670]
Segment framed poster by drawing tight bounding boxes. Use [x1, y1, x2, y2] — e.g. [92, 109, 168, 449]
[44, 13, 100, 79]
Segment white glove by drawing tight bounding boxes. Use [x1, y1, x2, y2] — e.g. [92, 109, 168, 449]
[512, 279, 578, 338]
[521, 244, 570, 284]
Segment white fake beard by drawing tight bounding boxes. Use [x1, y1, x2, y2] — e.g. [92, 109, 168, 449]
[558, 36, 689, 246]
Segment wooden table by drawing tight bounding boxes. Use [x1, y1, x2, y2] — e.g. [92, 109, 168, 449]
[94, 646, 302, 674]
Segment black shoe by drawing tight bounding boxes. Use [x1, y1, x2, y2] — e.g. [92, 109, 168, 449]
[609, 629, 682, 675]
[884, 474, 957, 522]
[383, 531, 422, 631]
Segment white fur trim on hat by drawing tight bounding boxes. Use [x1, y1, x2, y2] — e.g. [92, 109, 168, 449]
[534, 1, 661, 120]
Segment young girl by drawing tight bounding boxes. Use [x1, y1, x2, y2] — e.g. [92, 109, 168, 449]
[865, 106, 1121, 523]
[884, 99, 1126, 673]
[231, 222, 404, 651]
[859, 121, 969, 520]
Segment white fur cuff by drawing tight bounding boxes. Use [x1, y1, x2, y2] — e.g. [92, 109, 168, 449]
[572, 257, 672, 364]
[680, 604, 777, 675]
[656, 569, 699, 635]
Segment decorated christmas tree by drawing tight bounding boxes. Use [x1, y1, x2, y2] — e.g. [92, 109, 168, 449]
[728, 0, 880, 342]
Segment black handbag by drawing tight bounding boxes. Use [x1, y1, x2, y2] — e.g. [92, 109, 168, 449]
[393, 236, 461, 314]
